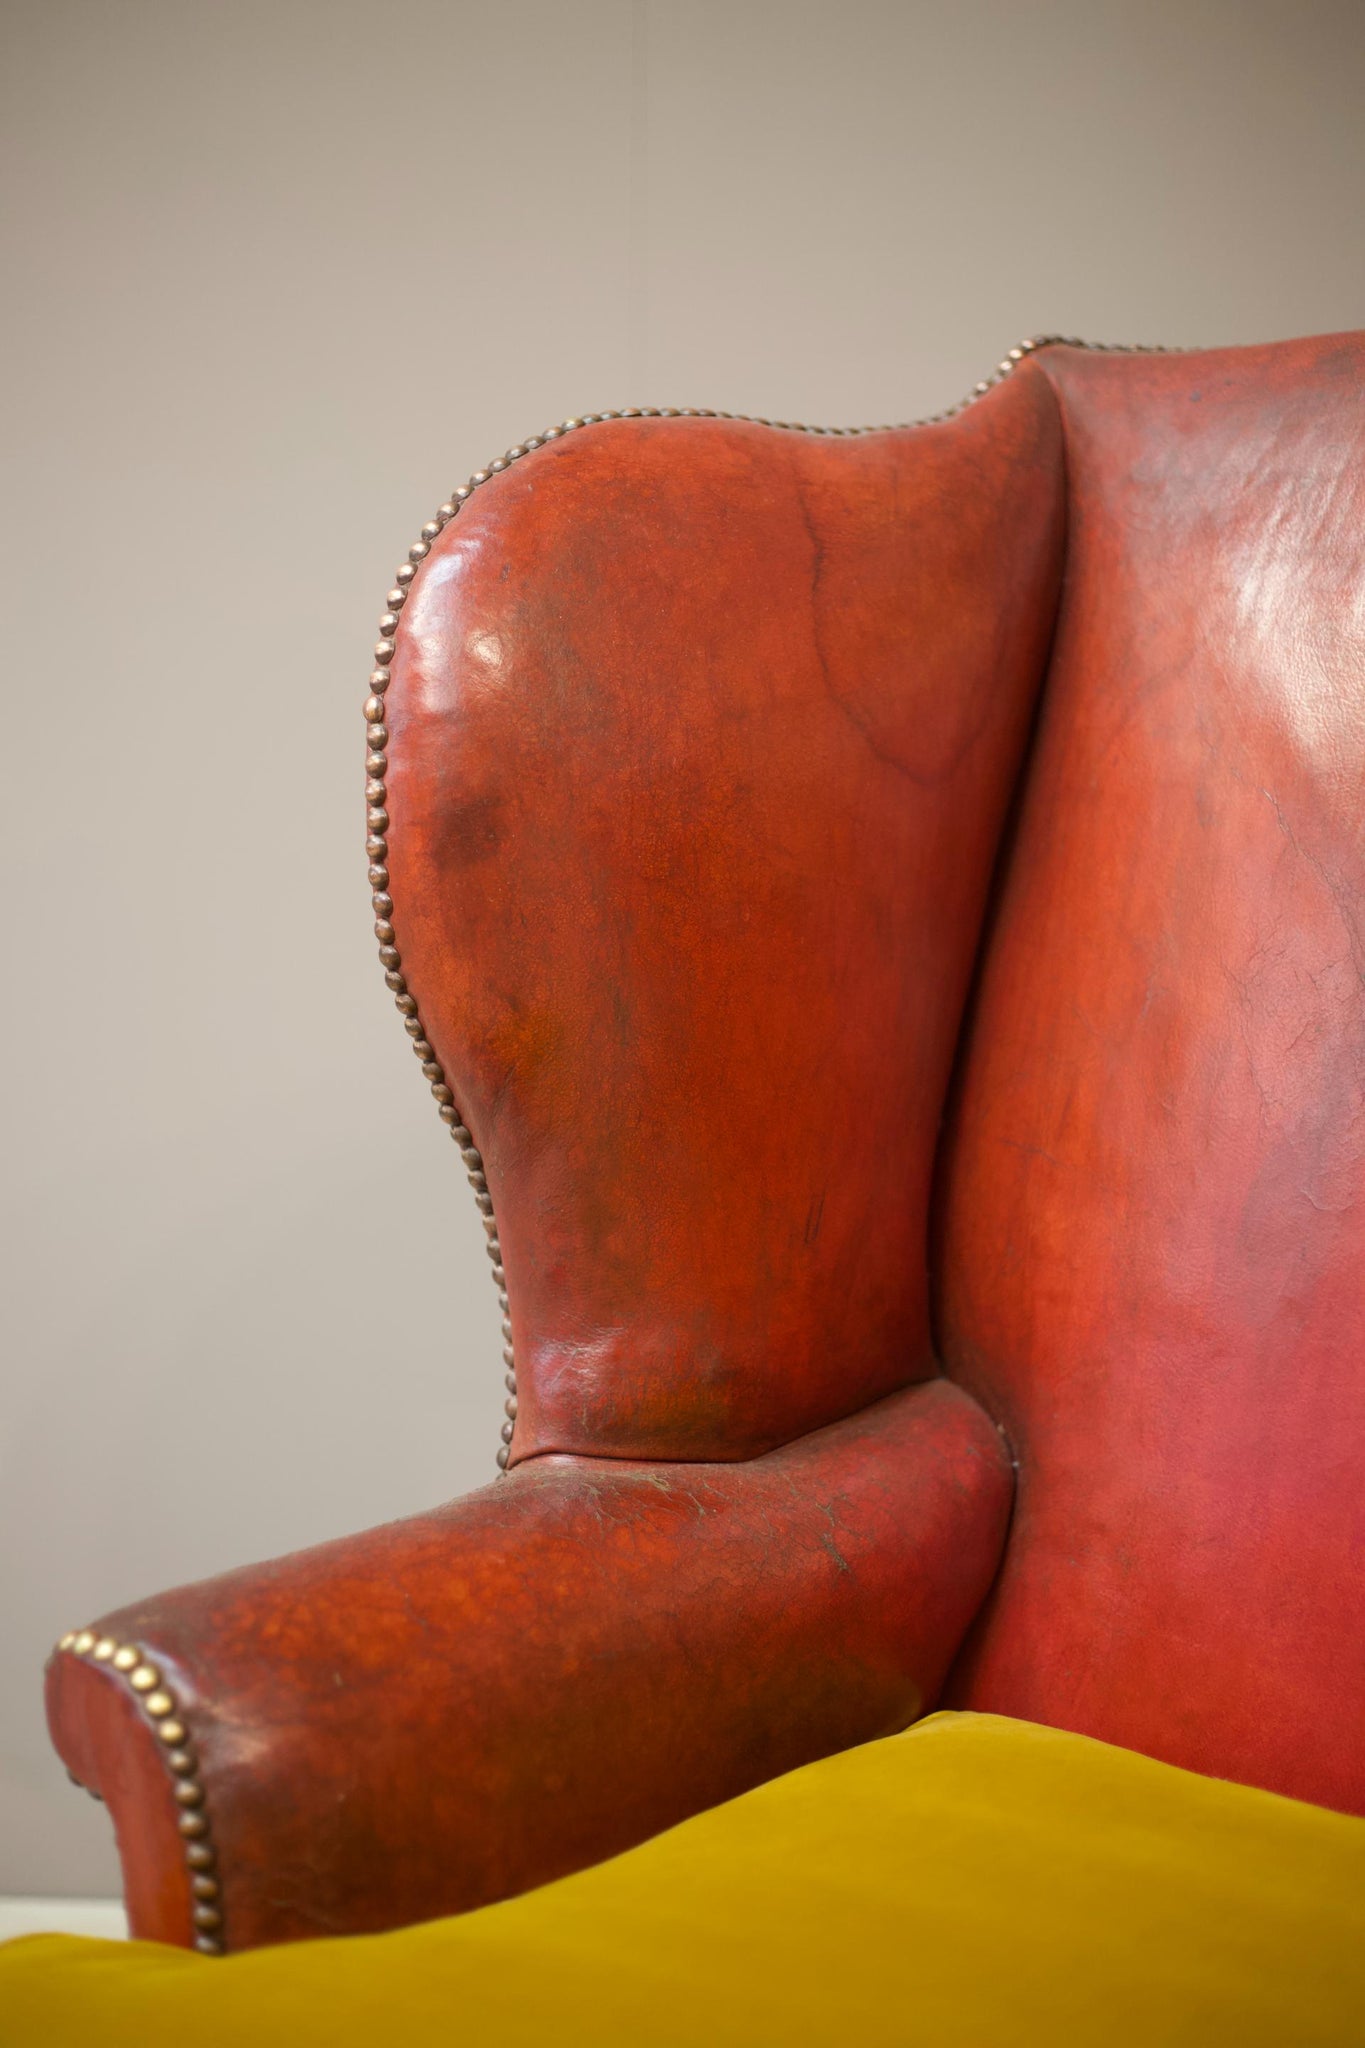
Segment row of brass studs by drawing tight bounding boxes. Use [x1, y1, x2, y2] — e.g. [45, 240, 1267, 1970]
[56, 1630, 224, 1954]
[367, 337, 1177, 1468]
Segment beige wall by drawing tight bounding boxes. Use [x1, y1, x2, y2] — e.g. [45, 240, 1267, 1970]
[2, 0, 1362, 1897]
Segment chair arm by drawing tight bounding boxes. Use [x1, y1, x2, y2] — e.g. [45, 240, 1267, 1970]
[47, 1378, 1010, 1954]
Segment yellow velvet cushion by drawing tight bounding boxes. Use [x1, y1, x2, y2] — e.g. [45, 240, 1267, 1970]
[3, 1712, 1362, 2045]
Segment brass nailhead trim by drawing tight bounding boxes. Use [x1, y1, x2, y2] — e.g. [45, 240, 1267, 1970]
[55, 1632, 224, 1955]
[367, 337, 1178, 1470]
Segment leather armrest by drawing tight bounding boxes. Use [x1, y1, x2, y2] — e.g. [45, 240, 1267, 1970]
[47, 1377, 1010, 1953]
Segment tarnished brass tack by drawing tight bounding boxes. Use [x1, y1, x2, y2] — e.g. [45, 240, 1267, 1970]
[185, 1841, 214, 1869]
[374, 919, 395, 944]
[192, 1875, 219, 1900]
[500, 1420, 515, 1444]
[166, 1749, 195, 1775]
[372, 890, 393, 916]
[368, 753, 387, 778]
[432, 1083, 454, 1106]
[501, 1318, 513, 1340]
[396, 993, 418, 1017]
[395, 562, 415, 585]
[437, 504, 455, 521]
[504, 1396, 517, 1419]
[410, 1034, 431, 1056]
[386, 587, 406, 609]
[363, 695, 386, 723]
[505, 1372, 517, 1393]
[178, 1811, 209, 1838]
[193, 1903, 222, 1930]
[365, 779, 385, 806]
[368, 669, 391, 692]
[420, 1059, 442, 1080]
[366, 807, 389, 834]
[379, 945, 401, 970]
[439, 1103, 459, 1125]
[503, 1345, 515, 1369]
[144, 1690, 175, 1717]
[496, 1446, 510, 1470]
[367, 723, 388, 750]
[374, 641, 395, 666]
[475, 1192, 494, 1215]
[408, 540, 429, 562]
[420, 520, 441, 540]
[385, 971, 406, 993]
[174, 1780, 204, 1807]
[195, 1935, 223, 1956]
[129, 1664, 160, 1692]
[378, 613, 399, 636]
[157, 1719, 187, 1746]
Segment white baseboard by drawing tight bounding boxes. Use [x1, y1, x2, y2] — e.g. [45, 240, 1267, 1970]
[0, 1896, 127, 1943]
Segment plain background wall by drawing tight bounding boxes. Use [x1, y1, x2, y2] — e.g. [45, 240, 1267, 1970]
[2, 0, 1363, 1898]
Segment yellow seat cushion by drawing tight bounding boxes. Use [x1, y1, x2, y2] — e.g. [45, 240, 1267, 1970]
[3, 1711, 1362, 2045]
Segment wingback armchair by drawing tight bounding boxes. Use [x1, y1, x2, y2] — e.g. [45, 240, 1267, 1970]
[39, 332, 1365, 1971]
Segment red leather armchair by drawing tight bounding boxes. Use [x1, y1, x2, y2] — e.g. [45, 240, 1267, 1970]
[47, 331, 1365, 1958]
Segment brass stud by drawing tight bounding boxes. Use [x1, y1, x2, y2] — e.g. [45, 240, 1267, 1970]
[192, 1875, 219, 1900]
[193, 1903, 222, 1931]
[386, 587, 406, 609]
[92, 1638, 116, 1662]
[174, 1780, 205, 1807]
[185, 1841, 215, 1870]
[367, 807, 389, 834]
[194, 1935, 224, 1956]
[437, 504, 455, 521]
[364, 695, 386, 723]
[178, 1811, 209, 1838]
[58, 1632, 77, 1650]
[156, 1719, 187, 1747]
[368, 669, 391, 693]
[166, 1749, 196, 1775]
[144, 1690, 175, 1717]
[505, 1372, 517, 1393]
[378, 613, 399, 636]
[408, 540, 429, 562]
[373, 640, 395, 664]
[366, 722, 388, 749]
[129, 1664, 160, 1692]
[496, 1446, 510, 1470]
[73, 1631, 96, 1655]
[395, 563, 415, 585]
[504, 1396, 517, 1419]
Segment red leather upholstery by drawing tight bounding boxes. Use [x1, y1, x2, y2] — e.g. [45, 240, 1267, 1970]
[386, 372, 1065, 1460]
[44, 332, 1365, 1957]
[48, 1381, 1009, 1947]
[939, 335, 1365, 1816]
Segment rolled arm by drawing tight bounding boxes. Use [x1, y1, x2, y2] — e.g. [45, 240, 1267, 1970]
[47, 1378, 1010, 1953]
